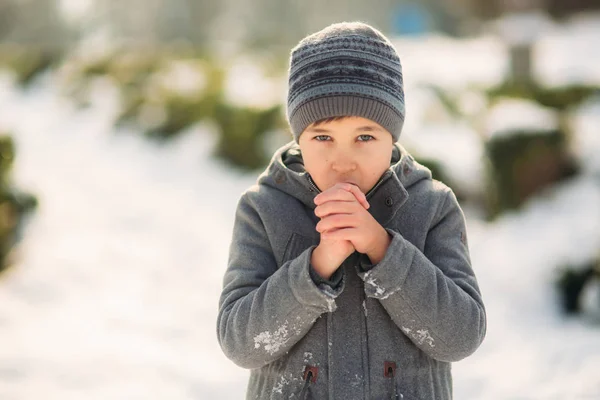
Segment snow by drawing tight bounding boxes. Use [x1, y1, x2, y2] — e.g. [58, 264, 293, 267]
[0, 71, 253, 399]
[453, 174, 600, 398]
[400, 122, 485, 198]
[534, 13, 600, 86]
[570, 98, 600, 176]
[0, 15, 599, 400]
[401, 326, 435, 348]
[364, 276, 386, 297]
[484, 98, 560, 139]
[253, 324, 289, 355]
[152, 60, 208, 98]
[392, 34, 507, 91]
[492, 11, 555, 45]
[223, 57, 285, 109]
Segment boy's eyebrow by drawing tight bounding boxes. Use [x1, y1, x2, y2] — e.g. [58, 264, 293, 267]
[305, 125, 383, 133]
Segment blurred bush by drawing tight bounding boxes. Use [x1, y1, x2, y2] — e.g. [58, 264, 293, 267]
[59, 47, 286, 170]
[484, 128, 578, 218]
[214, 103, 284, 169]
[142, 59, 226, 141]
[60, 47, 165, 110]
[428, 81, 594, 218]
[0, 134, 38, 274]
[0, 44, 62, 86]
[487, 82, 600, 111]
[555, 258, 600, 314]
[481, 81, 596, 218]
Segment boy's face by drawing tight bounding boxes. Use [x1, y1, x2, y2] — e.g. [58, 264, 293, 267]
[298, 116, 394, 194]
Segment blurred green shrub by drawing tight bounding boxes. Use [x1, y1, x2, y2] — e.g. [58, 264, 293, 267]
[68, 49, 220, 134]
[487, 82, 600, 111]
[214, 103, 285, 169]
[59, 48, 289, 169]
[430, 80, 593, 217]
[555, 259, 599, 314]
[62, 48, 164, 111]
[0, 134, 38, 274]
[484, 128, 578, 219]
[144, 60, 226, 141]
[0, 44, 61, 86]
[100, 50, 283, 169]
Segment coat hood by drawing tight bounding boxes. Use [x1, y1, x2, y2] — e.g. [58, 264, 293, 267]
[257, 141, 432, 216]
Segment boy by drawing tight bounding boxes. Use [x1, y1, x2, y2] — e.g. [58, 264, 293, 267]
[217, 21, 486, 399]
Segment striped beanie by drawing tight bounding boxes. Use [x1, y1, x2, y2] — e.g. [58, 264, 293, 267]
[286, 21, 405, 143]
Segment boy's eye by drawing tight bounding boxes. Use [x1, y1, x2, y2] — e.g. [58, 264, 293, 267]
[357, 134, 374, 142]
[312, 134, 374, 142]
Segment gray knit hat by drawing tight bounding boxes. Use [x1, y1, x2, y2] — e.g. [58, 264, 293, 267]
[286, 21, 405, 143]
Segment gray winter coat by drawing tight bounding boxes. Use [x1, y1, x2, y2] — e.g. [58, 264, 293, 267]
[217, 141, 486, 399]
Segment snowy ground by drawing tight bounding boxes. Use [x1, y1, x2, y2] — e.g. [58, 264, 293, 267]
[0, 74, 253, 400]
[1, 15, 600, 400]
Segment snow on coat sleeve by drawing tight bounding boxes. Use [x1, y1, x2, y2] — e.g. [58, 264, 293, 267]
[217, 192, 341, 369]
[358, 189, 487, 362]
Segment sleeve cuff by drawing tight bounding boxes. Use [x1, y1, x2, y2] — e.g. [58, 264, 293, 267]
[288, 246, 345, 312]
[309, 263, 344, 289]
[356, 252, 376, 272]
[357, 229, 415, 300]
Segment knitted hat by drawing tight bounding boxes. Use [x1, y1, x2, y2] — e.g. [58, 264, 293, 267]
[286, 21, 405, 143]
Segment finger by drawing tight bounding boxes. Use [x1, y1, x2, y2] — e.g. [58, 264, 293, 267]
[314, 185, 362, 206]
[322, 227, 357, 241]
[316, 214, 356, 233]
[340, 183, 370, 210]
[314, 183, 369, 209]
[314, 200, 361, 218]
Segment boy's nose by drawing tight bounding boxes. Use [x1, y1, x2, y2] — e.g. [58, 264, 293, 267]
[331, 156, 357, 173]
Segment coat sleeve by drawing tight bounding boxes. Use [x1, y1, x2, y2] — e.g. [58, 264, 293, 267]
[357, 189, 486, 362]
[217, 192, 343, 369]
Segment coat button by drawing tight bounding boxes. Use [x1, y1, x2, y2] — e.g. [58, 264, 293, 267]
[385, 197, 393, 207]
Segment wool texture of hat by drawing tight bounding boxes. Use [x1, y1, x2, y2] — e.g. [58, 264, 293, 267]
[286, 21, 405, 143]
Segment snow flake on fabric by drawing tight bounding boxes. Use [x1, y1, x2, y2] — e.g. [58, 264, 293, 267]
[254, 323, 290, 355]
[303, 352, 313, 363]
[272, 375, 289, 394]
[365, 275, 393, 299]
[325, 296, 336, 312]
[401, 326, 435, 347]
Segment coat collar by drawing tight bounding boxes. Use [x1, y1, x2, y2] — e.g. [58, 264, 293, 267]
[258, 141, 429, 227]
[364, 169, 409, 226]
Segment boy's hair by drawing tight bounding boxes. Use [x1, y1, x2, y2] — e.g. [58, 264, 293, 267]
[285, 21, 406, 143]
[309, 115, 350, 127]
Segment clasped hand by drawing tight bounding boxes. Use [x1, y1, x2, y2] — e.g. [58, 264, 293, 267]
[310, 182, 391, 279]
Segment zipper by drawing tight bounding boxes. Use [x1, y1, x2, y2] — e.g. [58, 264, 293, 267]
[306, 173, 389, 199]
[365, 173, 389, 200]
[300, 366, 318, 399]
[384, 362, 399, 399]
[306, 174, 321, 194]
